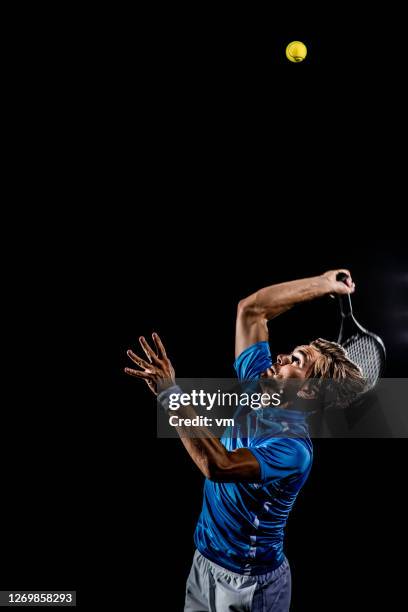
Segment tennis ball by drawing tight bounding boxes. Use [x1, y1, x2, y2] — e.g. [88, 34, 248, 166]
[286, 41, 307, 63]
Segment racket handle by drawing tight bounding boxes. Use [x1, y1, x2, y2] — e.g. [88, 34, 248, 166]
[336, 272, 349, 283]
[336, 272, 353, 316]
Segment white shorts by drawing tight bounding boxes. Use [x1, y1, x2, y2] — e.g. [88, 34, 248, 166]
[184, 550, 291, 612]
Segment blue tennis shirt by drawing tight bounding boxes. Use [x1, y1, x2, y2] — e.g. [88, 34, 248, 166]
[194, 341, 313, 575]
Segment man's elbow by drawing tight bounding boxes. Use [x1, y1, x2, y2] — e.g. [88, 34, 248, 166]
[205, 466, 223, 482]
[204, 457, 232, 482]
[237, 296, 261, 319]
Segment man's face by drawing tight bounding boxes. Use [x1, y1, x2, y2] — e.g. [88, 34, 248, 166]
[261, 344, 320, 382]
[258, 345, 321, 406]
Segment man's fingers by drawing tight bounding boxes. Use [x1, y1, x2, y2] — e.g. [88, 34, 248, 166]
[124, 367, 153, 379]
[126, 350, 153, 371]
[152, 332, 167, 358]
[335, 269, 354, 288]
[152, 334, 160, 356]
[124, 367, 158, 394]
[341, 277, 355, 290]
[338, 268, 352, 279]
[139, 336, 160, 364]
[337, 281, 356, 295]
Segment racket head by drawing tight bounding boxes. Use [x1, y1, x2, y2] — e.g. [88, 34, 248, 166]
[335, 271, 386, 389]
[339, 322, 386, 389]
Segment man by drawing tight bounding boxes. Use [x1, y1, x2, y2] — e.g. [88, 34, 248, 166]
[125, 269, 365, 611]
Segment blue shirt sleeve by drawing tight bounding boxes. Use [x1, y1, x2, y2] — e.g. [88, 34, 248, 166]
[248, 439, 311, 484]
[234, 341, 273, 381]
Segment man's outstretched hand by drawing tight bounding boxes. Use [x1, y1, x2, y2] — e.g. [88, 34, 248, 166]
[321, 269, 356, 296]
[124, 333, 175, 395]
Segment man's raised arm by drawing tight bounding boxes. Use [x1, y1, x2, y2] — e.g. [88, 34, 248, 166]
[235, 269, 355, 358]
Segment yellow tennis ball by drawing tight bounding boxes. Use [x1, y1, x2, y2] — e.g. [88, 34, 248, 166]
[286, 41, 307, 63]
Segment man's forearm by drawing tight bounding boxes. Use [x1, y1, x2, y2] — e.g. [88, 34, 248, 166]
[241, 275, 332, 321]
[160, 395, 259, 481]
[235, 274, 333, 357]
[171, 403, 229, 479]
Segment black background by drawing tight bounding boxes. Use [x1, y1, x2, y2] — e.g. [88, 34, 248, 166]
[2, 4, 407, 611]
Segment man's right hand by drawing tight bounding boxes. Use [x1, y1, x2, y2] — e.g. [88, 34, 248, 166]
[321, 269, 356, 296]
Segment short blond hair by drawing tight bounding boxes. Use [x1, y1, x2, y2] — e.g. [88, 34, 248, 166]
[309, 338, 366, 406]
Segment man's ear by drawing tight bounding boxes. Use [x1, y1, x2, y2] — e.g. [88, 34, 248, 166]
[297, 381, 319, 400]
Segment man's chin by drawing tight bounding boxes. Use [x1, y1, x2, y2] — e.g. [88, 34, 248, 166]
[261, 378, 305, 405]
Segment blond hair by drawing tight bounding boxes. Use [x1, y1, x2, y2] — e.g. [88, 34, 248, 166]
[309, 338, 366, 406]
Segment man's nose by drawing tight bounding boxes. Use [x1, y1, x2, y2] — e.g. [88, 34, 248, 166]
[277, 353, 291, 365]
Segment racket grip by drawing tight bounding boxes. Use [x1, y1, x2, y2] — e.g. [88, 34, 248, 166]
[336, 272, 349, 283]
[336, 273, 353, 316]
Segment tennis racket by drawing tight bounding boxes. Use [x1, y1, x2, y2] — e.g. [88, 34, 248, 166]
[336, 272, 386, 389]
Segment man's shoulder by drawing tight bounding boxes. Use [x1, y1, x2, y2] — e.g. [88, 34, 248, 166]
[287, 438, 313, 471]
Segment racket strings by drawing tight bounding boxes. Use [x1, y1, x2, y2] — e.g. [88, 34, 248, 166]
[343, 335, 384, 388]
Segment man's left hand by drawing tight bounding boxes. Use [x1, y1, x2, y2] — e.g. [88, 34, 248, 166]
[125, 332, 175, 395]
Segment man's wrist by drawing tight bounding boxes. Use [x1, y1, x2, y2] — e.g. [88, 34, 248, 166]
[157, 384, 183, 413]
[317, 274, 334, 296]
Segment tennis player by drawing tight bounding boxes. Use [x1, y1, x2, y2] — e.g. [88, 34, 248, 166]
[125, 270, 365, 611]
